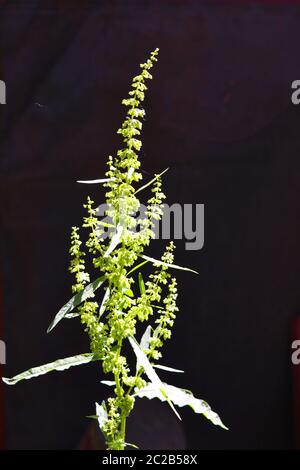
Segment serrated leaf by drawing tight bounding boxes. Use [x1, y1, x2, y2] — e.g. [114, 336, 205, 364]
[2, 353, 98, 385]
[138, 272, 145, 295]
[128, 337, 181, 420]
[140, 255, 198, 275]
[47, 275, 106, 333]
[77, 178, 112, 184]
[135, 382, 228, 430]
[104, 224, 123, 258]
[135, 168, 169, 195]
[153, 364, 184, 373]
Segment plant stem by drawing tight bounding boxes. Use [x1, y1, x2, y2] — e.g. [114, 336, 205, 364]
[120, 412, 127, 449]
[114, 338, 127, 450]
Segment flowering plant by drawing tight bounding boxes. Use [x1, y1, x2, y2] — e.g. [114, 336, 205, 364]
[3, 49, 227, 450]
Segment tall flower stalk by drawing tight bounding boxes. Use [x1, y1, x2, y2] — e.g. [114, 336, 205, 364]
[3, 49, 227, 450]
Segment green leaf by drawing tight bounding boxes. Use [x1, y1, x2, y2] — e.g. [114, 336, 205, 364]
[153, 364, 184, 373]
[100, 380, 115, 387]
[2, 353, 99, 385]
[129, 337, 159, 386]
[77, 178, 113, 184]
[124, 288, 134, 298]
[127, 167, 135, 180]
[47, 275, 106, 333]
[64, 312, 80, 319]
[97, 221, 115, 228]
[128, 337, 181, 420]
[151, 304, 164, 311]
[140, 255, 198, 275]
[135, 382, 228, 430]
[99, 288, 110, 319]
[127, 260, 149, 276]
[140, 325, 151, 350]
[104, 224, 124, 258]
[96, 401, 108, 433]
[135, 168, 169, 194]
[138, 272, 145, 295]
[136, 325, 151, 372]
[125, 442, 139, 449]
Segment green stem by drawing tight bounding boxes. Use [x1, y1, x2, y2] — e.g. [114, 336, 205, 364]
[120, 412, 127, 449]
[114, 339, 127, 450]
[114, 338, 123, 395]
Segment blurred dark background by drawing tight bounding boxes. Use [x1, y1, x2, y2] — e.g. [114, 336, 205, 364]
[1, 0, 300, 449]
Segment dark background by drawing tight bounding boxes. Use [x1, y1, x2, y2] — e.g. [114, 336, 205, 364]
[1, 0, 300, 449]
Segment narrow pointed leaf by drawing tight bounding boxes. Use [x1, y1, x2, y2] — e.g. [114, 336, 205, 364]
[127, 260, 149, 276]
[127, 167, 135, 180]
[77, 178, 112, 184]
[104, 224, 123, 258]
[125, 442, 139, 449]
[140, 255, 198, 274]
[65, 312, 80, 319]
[129, 337, 160, 386]
[135, 168, 169, 194]
[160, 389, 181, 420]
[135, 382, 228, 430]
[136, 325, 151, 372]
[140, 325, 151, 351]
[100, 380, 115, 387]
[2, 353, 98, 385]
[129, 337, 181, 420]
[96, 401, 108, 432]
[138, 272, 145, 295]
[97, 221, 115, 228]
[99, 288, 110, 318]
[47, 275, 106, 333]
[153, 364, 184, 373]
